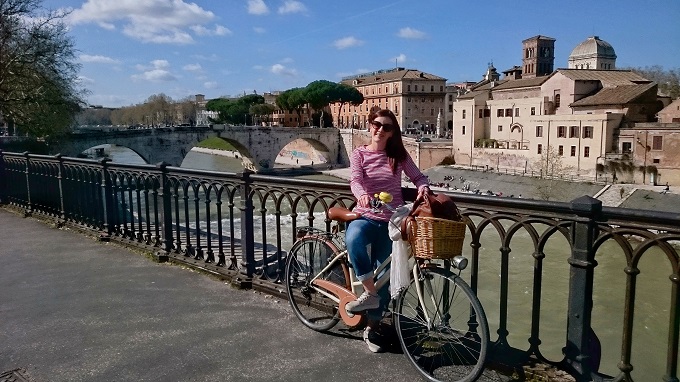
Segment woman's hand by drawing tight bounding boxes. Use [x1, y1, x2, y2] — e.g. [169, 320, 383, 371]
[358, 194, 372, 208]
[417, 186, 431, 199]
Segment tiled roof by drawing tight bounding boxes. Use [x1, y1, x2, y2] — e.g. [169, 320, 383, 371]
[341, 69, 446, 85]
[570, 83, 656, 107]
[457, 89, 489, 100]
[557, 69, 650, 87]
[492, 75, 551, 91]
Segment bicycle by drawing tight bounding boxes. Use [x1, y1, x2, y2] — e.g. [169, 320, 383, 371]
[284, 193, 490, 382]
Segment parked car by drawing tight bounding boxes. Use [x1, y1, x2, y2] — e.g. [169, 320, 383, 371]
[416, 137, 432, 142]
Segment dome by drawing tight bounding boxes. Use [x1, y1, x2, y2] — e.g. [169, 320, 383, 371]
[569, 36, 617, 59]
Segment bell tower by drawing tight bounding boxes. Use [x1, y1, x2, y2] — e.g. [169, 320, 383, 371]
[522, 35, 555, 78]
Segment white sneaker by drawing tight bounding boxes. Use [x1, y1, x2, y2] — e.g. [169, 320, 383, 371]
[363, 327, 385, 353]
[346, 291, 380, 313]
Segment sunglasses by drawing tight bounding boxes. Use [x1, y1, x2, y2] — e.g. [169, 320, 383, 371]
[371, 121, 395, 132]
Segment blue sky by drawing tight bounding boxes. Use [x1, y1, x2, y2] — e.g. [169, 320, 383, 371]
[43, 0, 680, 108]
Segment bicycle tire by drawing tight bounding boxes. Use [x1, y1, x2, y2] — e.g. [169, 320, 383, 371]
[284, 235, 350, 332]
[394, 266, 489, 382]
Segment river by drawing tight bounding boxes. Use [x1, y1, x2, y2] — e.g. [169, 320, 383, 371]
[98, 144, 672, 380]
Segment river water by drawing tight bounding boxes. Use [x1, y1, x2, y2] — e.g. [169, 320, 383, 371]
[100, 144, 672, 380]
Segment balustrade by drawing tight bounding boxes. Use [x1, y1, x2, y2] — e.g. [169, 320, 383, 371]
[0, 149, 678, 382]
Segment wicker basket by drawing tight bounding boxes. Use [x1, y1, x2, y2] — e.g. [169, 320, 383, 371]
[408, 217, 467, 260]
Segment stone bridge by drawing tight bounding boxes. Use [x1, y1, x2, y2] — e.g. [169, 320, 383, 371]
[49, 126, 344, 172]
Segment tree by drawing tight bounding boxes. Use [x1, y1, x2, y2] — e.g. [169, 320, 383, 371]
[206, 94, 264, 125]
[249, 103, 276, 125]
[304, 80, 336, 127]
[330, 83, 363, 127]
[0, 0, 85, 137]
[625, 65, 680, 99]
[275, 88, 308, 127]
[531, 145, 575, 201]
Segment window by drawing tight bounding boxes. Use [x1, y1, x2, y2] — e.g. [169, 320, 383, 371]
[558, 145, 564, 156]
[558, 126, 566, 138]
[505, 108, 512, 117]
[536, 125, 543, 137]
[652, 136, 663, 150]
[498, 125, 503, 132]
[584, 146, 590, 157]
[484, 109, 491, 117]
[448, 104, 453, 112]
[462, 110, 466, 119]
[515, 108, 520, 117]
[537, 144, 542, 154]
[462, 126, 466, 135]
[431, 85, 434, 91]
[570, 146, 576, 156]
[569, 126, 579, 138]
[497, 109, 504, 117]
[653, 158, 660, 164]
[583, 126, 593, 138]
[407, 85, 411, 91]
[622, 142, 632, 153]
[531, 107, 536, 115]
[479, 109, 483, 118]
[555, 94, 561, 108]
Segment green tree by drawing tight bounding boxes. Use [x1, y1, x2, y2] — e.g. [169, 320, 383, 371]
[304, 80, 336, 127]
[276, 87, 308, 126]
[206, 94, 264, 125]
[249, 103, 276, 125]
[0, 0, 85, 137]
[331, 83, 363, 127]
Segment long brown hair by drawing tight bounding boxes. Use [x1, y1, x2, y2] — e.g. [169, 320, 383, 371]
[368, 109, 407, 173]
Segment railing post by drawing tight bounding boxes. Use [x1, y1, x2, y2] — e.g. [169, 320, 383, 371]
[23, 151, 32, 215]
[0, 149, 5, 204]
[566, 195, 601, 381]
[238, 169, 255, 283]
[100, 158, 114, 240]
[56, 154, 66, 226]
[157, 162, 173, 260]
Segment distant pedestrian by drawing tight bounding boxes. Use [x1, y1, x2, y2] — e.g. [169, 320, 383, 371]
[661, 183, 670, 194]
[620, 187, 625, 199]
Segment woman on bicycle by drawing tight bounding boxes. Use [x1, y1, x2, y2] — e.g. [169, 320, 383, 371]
[345, 108, 430, 352]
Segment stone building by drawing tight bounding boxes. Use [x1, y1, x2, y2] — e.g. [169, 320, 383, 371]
[568, 36, 617, 70]
[332, 68, 447, 133]
[450, 34, 660, 180]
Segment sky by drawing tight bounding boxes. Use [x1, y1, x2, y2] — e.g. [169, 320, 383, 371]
[41, 0, 680, 108]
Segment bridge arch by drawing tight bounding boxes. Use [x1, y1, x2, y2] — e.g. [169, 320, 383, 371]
[51, 126, 342, 172]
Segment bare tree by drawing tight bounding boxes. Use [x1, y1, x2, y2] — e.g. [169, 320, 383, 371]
[531, 145, 575, 201]
[0, 0, 85, 137]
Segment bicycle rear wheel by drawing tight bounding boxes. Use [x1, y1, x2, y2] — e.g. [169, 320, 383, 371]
[394, 266, 489, 382]
[285, 235, 350, 331]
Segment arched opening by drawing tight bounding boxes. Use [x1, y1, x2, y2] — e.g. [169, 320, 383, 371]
[77, 144, 146, 164]
[275, 138, 331, 170]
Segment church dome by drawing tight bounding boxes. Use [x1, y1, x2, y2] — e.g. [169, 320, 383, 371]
[569, 36, 617, 59]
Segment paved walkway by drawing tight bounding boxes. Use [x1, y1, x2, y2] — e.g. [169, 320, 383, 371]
[0, 209, 510, 382]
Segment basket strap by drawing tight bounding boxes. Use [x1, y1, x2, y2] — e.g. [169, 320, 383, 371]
[400, 215, 415, 241]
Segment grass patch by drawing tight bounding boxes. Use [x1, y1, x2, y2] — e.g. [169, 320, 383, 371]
[196, 137, 237, 151]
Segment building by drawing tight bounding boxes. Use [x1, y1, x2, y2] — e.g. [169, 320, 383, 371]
[194, 94, 218, 126]
[263, 91, 313, 127]
[568, 36, 617, 70]
[450, 35, 660, 180]
[333, 68, 447, 134]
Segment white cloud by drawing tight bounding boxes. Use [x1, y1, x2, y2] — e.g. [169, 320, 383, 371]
[278, 1, 307, 14]
[66, 0, 217, 44]
[253, 27, 266, 34]
[271, 64, 297, 77]
[191, 24, 232, 36]
[204, 81, 219, 89]
[391, 53, 407, 63]
[397, 27, 427, 39]
[183, 63, 202, 72]
[132, 59, 177, 82]
[333, 36, 364, 50]
[80, 54, 121, 64]
[247, 0, 269, 15]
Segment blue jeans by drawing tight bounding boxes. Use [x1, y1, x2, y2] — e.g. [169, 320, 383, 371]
[345, 217, 392, 320]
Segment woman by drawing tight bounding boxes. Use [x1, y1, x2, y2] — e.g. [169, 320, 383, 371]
[344, 109, 430, 352]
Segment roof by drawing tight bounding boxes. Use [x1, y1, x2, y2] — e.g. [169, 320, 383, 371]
[491, 75, 551, 91]
[340, 68, 446, 86]
[569, 36, 616, 59]
[522, 35, 556, 43]
[570, 83, 657, 107]
[556, 69, 651, 87]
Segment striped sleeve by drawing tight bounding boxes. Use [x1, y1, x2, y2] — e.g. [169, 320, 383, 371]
[402, 154, 429, 190]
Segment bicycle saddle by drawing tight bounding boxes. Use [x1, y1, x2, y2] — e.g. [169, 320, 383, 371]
[328, 207, 361, 223]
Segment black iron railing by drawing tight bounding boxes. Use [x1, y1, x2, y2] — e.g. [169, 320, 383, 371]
[0, 150, 678, 382]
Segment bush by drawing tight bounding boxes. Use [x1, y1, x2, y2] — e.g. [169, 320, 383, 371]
[439, 155, 455, 165]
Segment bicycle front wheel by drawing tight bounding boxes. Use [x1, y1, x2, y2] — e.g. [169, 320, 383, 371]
[394, 266, 489, 382]
[285, 235, 350, 332]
